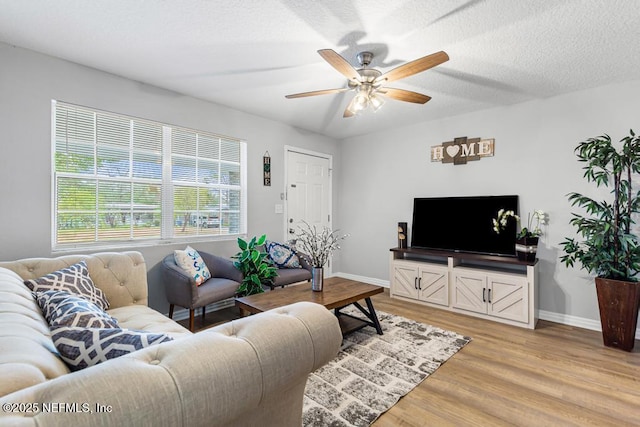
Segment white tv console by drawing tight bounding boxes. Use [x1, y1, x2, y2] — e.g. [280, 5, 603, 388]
[389, 247, 538, 329]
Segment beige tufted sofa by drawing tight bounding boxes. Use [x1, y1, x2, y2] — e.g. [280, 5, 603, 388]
[0, 251, 342, 427]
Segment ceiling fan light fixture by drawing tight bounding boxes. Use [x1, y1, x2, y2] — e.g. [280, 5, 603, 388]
[352, 85, 370, 111]
[369, 93, 385, 112]
[286, 48, 448, 119]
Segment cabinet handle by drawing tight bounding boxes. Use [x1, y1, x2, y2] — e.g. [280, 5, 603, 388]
[414, 277, 418, 290]
[418, 277, 422, 290]
[488, 288, 492, 303]
[482, 288, 486, 302]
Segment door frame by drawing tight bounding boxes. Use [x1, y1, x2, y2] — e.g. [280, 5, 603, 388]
[283, 145, 334, 274]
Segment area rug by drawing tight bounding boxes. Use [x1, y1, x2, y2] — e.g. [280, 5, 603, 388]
[302, 309, 471, 427]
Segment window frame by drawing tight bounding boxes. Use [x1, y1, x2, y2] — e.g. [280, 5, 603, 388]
[51, 100, 247, 251]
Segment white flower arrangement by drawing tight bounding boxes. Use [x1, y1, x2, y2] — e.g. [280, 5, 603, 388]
[493, 208, 547, 239]
[295, 222, 348, 268]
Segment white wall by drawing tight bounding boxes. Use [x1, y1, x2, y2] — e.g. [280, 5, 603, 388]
[336, 79, 640, 325]
[0, 42, 340, 312]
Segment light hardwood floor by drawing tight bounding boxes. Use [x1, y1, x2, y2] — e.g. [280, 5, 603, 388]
[186, 277, 640, 426]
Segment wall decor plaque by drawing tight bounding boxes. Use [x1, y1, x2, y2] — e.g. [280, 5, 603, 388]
[431, 137, 494, 165]
[263, 151, 271, 186]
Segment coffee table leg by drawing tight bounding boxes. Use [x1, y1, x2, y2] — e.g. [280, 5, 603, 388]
[350, 298, 383, 335]
[364, 298, 383, 335]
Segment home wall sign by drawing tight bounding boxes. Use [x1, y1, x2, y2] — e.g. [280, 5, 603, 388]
[263, 151, 271, 186]
[431, 137, 495, 165]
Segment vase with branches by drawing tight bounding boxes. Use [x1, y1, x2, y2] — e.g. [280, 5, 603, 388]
[295, 222, 348, 291]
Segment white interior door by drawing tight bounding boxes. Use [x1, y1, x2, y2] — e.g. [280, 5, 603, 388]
[285, 149, 331, 268]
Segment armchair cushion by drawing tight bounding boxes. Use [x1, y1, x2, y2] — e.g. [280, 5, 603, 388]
[174, 246, 211, 286]
[265, 240, 300, 269]
[24, 261, 110, 310]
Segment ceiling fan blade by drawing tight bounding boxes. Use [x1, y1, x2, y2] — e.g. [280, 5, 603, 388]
[285, 88, 350, 99]
[379, 88, 431, 104]
[375, 51, 449, 84]
[318, 49, 361, 82]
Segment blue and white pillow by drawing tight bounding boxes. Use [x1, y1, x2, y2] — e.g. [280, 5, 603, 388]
[174, 246, 211, 285]
[266, 240, 300, 269]
[51, 326, 173, 371]
[35, 290, 119, 329]
[24, 261, 110, 310]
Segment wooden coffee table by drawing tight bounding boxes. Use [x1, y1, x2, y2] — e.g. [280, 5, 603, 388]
[235, 279, 384, 335]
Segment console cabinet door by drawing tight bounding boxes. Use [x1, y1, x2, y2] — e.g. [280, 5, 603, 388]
[487, 274, 528, 323]
[391, 263, 419, 300]
[418, 266, 449, 306]
[452, 270, 487, 314]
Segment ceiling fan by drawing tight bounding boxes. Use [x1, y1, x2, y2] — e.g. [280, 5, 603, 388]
[285, 49, 449, 118]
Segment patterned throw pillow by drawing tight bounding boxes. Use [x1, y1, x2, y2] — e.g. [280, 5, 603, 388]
[24, 261, 110, 310]
[51, 326, 174, 371]
[174, 246, 211, 285]
[266, 240, 301, 269]
[35, 290, 119, 329]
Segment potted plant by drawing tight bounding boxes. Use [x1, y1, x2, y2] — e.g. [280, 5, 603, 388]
[295, 222, 348, 291]
[233, 234, 278, 297]
[493, 208, 547, 261]
[560, 130, 640, 351]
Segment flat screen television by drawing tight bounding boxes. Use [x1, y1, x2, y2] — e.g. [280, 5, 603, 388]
[410, 195, 518, 257]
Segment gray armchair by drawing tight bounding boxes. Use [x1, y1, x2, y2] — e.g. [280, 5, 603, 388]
[161, 252, 243, 331]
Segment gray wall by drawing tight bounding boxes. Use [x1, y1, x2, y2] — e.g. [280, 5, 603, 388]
[336, 79, 640, 326]
[0, 42, 340, 313]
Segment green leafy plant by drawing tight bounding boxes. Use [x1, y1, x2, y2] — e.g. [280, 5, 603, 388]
[492, 208, 547, 239]
[233, 234, 278, 296]
[560, 130, 640, 281]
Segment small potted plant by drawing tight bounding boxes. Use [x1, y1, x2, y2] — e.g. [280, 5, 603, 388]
[295, 222, 348, 291]
[493, 208, 546, 261]
[560, 130, 640, 351]
[233, 234, 278, 297]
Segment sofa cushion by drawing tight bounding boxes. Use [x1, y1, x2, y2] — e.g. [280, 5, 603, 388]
[108, 304, 192, 339]
[24, 261, 110, 310]
[35, 290, 119, 329]
[51, 326, 174, 371]
[266, 240, 300, 269]
[174, 246, 211, 285]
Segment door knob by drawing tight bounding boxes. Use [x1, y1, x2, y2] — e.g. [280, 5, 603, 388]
[289, 228, 295, 234]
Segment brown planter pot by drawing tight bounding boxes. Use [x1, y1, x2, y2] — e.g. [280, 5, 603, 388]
[515, 236, 538, 262]
[595, 277, 640, 351]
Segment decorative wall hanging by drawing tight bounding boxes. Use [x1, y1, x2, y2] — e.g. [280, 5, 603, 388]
[263, 151, 271, 186]
[431, 137, 494, 165]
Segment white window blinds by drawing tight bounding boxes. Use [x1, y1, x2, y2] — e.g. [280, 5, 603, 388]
[53, 101, 245, 248]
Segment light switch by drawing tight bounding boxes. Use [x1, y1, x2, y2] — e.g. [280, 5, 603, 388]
[275, 204, 284, 214]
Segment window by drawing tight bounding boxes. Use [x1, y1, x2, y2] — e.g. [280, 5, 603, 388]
[53, 101, 246, 249]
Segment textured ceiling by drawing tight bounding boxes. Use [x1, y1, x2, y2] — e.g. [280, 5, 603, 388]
[1, 0, 639, 139]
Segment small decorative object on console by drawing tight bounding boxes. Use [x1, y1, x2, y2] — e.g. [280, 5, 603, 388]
[493, 208, 547, 261]
[397, 222, 408, 248]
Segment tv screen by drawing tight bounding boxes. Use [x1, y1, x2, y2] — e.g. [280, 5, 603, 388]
[410, 195, 518, 256]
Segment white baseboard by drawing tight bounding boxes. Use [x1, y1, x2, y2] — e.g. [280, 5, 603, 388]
[334, 272, 640, 340]
[334, 272, 390, 288]
[539, 309, 640, 340]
